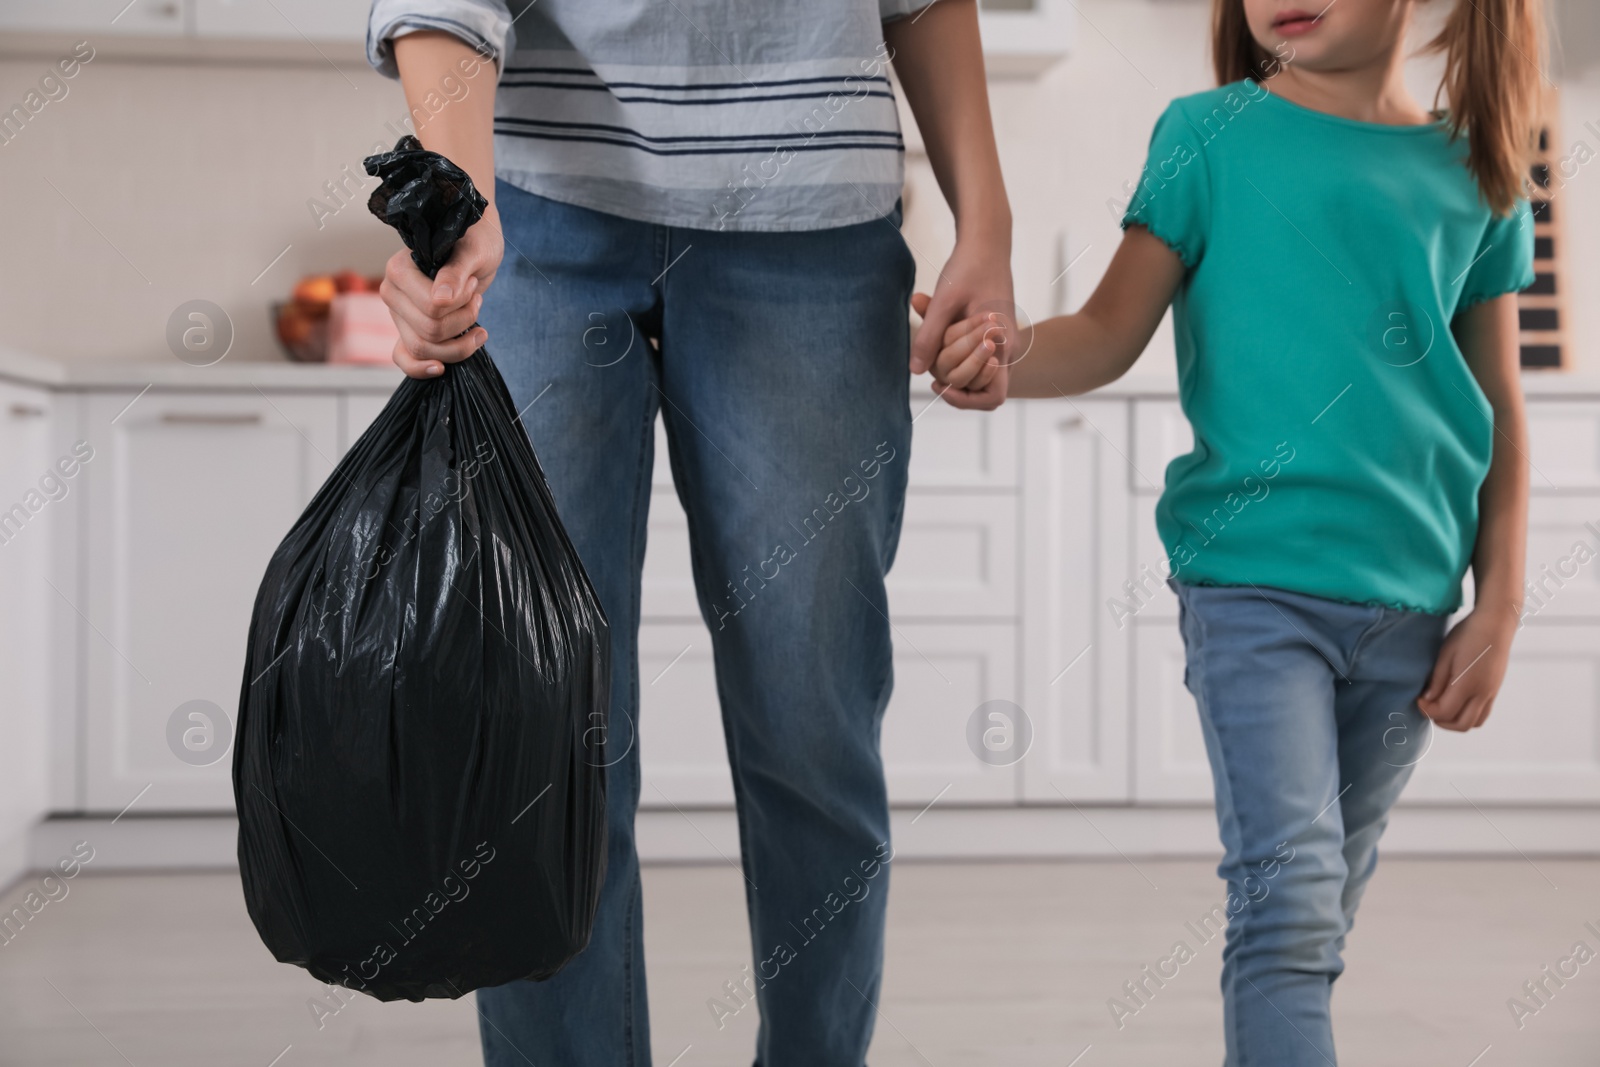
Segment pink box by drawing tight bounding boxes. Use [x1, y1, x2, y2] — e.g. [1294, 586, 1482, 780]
[327, 293, 400, 365]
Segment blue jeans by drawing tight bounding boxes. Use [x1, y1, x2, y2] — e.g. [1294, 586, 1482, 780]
[1173, 582, 1447, 1066]
[474, 183, 915, 1067]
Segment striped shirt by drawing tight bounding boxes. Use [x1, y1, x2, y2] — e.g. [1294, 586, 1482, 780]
[367, 0, 933, 233]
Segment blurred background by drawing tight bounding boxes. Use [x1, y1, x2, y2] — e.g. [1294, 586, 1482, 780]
[1, 1, 1599, 1064]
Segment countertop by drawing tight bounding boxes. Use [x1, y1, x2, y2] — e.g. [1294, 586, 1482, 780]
[0, 347, 403, 392]
[6, 346, 1600, 399]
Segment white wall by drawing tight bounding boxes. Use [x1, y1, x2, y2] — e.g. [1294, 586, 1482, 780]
[0, 55, 408, 363]
[0, 1, 1594, 368]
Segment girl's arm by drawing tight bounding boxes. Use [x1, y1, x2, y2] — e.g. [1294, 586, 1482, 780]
[915, 226, 1185, 399]
[1417, 293, 1528, 731]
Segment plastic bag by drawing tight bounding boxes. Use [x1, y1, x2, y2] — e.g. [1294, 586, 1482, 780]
[234, 136, 609, 1002]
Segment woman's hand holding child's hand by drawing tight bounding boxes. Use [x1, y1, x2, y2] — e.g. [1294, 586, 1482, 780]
[1416, 607, 1518, 732]
[911, 297, 1009, 395]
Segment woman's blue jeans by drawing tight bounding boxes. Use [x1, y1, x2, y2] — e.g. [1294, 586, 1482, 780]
[1174, 581, 1448, 1066]
[474, 182, 915, 1067]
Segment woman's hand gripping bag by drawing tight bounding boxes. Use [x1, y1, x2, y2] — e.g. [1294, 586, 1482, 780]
[234, 136, 609, 1002]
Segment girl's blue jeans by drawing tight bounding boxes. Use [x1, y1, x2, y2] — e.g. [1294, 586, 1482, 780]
[473, 182, 915, 1067]
[1173, 581, 1448, 1066]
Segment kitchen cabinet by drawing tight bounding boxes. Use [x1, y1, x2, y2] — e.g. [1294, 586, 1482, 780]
[80, 390, 336, 810]
[0, 1, 190, 37]
[191, 0, 369, 42]
[1119, 396, 1600, 806]
[1407, 624, 1600, 802]
[636, 388, 1025, 806]
[10, 354, 1600, 843]
[0, 380, 57, 883]
[1019, 399, 1133, 801]
[0, 0, 369, 42]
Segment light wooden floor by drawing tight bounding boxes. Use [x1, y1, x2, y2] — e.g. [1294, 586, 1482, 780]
[2, 858, 1596, 1066]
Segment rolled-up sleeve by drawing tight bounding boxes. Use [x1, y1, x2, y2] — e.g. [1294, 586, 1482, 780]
[367, 0, 515, 79]
[879, 0, 939, 21]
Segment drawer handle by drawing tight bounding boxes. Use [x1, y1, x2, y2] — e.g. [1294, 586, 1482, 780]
[9, 403, 47, 418]
[160, 412, 263, 426]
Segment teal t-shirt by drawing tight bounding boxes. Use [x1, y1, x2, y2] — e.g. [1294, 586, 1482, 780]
[1122, 80, 1535, 614]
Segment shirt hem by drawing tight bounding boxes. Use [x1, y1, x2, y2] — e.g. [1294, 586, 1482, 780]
[494, 169, 901, 234]
[1169, 576, 1458, 617]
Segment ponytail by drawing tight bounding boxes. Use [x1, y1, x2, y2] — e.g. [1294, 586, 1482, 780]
[1429, 0, 1547, 216]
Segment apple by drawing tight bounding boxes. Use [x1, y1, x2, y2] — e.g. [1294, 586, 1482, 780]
[333, 270, 369, 294]
[292, 275, 337, 306]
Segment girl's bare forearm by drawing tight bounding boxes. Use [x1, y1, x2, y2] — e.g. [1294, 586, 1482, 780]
[1007, 227, 1186, 399]
[1458, 294, 1528, 616]
[1007, 312, 1139, 397]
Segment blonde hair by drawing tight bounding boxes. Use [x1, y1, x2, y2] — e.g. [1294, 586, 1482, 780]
[1210, 0, 1548, 215]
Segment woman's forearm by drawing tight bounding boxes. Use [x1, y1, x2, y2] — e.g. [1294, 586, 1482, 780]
[884, 0, 1011, 239]
[393, 31, 500, 213]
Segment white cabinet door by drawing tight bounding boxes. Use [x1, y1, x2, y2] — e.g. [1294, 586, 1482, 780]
[1518, 496, 1600, 619]
[637, 622, 731, 807]
[1131, 398, 1189, 495]
[1128, 493, 1178, 621]
[342, 391, 395, 454]
[1019, 398, 1133, 800]
[1131, 624, 1213, 801]
[882, 621, 1019, 804]
[1406, 624, 1600, 802]
[192, 0, 367, 40]
[82, 391, 336, 811]
[0, 383, 57, 853]
[641, 488, 700, 621]
[0, 1, 189, 35]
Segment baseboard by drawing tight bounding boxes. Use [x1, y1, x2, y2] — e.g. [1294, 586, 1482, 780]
[23, 804, 1600, 874]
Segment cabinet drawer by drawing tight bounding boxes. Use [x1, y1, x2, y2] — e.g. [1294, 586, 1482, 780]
[638, 620, 1019, 808]
[643, 489, 1019, 620]
[1406, 624, 1600, 801]
[1517, 497, 1600, 619]
[1528, 401, 1600, 492]
[1131, 399, 1189, 495]
[907, 389, 1019, 489]
[651, 393, 1021, 492]
[641, 489, 699, 620]
[1131, 623, 1213, 802]
[888, 493, 1017, 618]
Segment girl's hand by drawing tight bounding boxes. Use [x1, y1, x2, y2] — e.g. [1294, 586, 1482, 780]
[1416, 607, 1518, 732]
[909, 236, 1015, 411]
[380, 202, 504, 378]
[911, 303, 1007, 393]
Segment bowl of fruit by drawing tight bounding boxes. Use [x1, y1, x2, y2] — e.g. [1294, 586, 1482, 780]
[274, 271, 383, 362]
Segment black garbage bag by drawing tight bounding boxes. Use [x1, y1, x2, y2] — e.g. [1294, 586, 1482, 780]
[234, 136, 609, 1002]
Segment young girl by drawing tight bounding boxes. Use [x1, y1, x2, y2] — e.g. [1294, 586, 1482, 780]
[919, 0, 1542, 1061]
